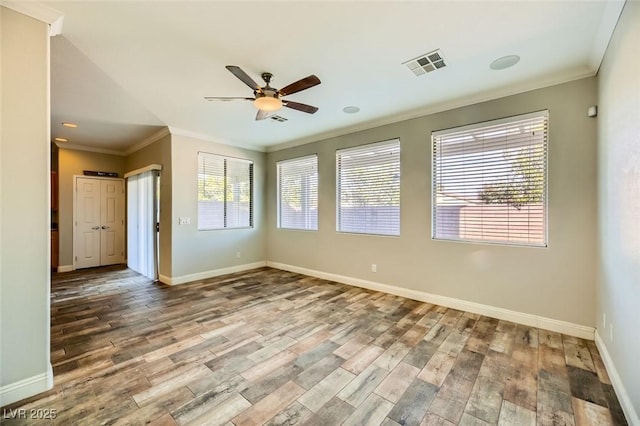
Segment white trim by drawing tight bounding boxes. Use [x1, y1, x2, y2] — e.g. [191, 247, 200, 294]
[124, 127, 170, 156]
[595, 331, 640, 426]
[56, 142, 126, 157]
[168, 126, 266, 153]
[56, 128, 170, 157]
[48, 14, 63, 36]
[266, 70, 595, 153]
[1, 1, 64, 36]
[266, 261, 595, 340]
[124, 164, 162, 179]
[56, 265, 74, 273]
[159, 261, 267, 286]
[0, 364, 53, 407]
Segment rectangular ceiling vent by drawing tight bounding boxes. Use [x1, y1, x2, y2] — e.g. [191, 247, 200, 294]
[270, 115, 288, 122]
[403, 49, 447, 76]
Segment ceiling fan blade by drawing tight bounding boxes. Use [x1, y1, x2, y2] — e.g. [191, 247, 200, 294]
[278, 75, 321, 96]
[283, 100, 319, 114]
[204, 96, 254, 101]
[226, 65, 261, 91]
[256, 109, 271, 121]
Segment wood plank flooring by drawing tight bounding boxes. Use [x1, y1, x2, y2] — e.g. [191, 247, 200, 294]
[1, 266, 628, 425]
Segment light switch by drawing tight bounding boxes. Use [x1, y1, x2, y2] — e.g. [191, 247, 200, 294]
[178, 217, 191, 225]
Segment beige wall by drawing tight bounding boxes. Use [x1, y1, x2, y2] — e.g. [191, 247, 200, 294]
[169, 134, 267, 280]
[58, 130, 268, 281]
[597, 1, 640, 421]
[57, 148, 125, 268]
[0, 7, 51, 404]
[125, 133, 172, 277]
[267, 77, 598, 327]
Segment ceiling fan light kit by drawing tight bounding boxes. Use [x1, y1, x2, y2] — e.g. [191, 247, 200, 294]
[254, 93, 283, 112]
[205, 65, 321, 120]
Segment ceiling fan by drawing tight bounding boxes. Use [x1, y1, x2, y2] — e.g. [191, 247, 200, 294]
[205, 65, 321, 121]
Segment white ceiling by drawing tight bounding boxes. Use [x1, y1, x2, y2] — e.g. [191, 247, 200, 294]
[44, 1, 624, 153]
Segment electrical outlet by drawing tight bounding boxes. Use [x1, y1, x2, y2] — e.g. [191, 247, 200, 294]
[178, 217, 190, 225]
[236, 252, 241, 259]
[371, 264, 377, 273]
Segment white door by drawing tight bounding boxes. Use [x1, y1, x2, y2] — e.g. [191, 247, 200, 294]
[75, 178, 102, 269]
[100, 179, 125, 265]
[75, 177, 125, 269]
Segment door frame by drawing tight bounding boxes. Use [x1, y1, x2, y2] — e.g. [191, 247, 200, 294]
[124, 164, 162, 280]
[72, 175, 125, 271]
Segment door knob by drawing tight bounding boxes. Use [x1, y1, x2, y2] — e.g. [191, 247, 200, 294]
[91, 226, 100, 230]
[101, 225, 110, 230]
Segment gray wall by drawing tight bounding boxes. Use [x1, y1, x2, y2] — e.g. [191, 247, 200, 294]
[169, 134, 267, 279]
[125, 133, 173, 278]
[57, 148, 125, 268]
[267, 77, 598, 327]
[0, 7, 51, 403]
[597, 0, 640, 420]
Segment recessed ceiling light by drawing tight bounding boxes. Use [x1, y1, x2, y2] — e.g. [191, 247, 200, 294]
[54, 137, 68, 142]
[62, 122, 78, 128]
[343, 106, 360, 114]
[490, 55, 520, 70]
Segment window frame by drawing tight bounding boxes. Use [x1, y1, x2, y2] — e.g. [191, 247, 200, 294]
[431, 110, 549, 247]
[336, 138, 401, 237]
[197, 152, 254, 231]
[276, 154, 319, 231]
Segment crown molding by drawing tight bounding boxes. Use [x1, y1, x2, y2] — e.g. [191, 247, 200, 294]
[57, 127, 171, 157]
[168, 126, 266, 153]
[125, 127, 171, 155]
[124, 164, 162, 179]
[1, 1, 64, 36]
[266, 69, 596, 153]
[56, 142, 126, 157]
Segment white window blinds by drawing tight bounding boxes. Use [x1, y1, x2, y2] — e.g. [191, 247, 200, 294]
[432, 111, 548, 246]
[337, 139, 400, 236]
[198, 152, 253, 230]
[277, 155, 318, 230]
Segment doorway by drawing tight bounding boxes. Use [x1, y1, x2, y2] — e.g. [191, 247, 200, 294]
[74, 176, 126, 269]
[125, 166, 161, 280]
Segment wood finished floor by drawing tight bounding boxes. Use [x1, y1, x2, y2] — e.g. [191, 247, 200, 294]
[2, 266, 627, 426]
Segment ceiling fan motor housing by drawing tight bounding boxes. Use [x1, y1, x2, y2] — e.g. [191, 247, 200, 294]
[255, 88, 279, 99]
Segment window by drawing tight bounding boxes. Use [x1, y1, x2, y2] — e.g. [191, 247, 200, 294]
[337, 139, 400, 236]
[198, 152, 253, 230]
[432, 111, 548, 246]
[277, 155, 318, 230]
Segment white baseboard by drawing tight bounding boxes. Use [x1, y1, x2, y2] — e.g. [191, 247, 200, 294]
[0, 364, 53, 407]
[595, 331, 639, 426]
[267, 261, 595, 340]
[56, 265, 74, 273]
[159, 261, 268, 286]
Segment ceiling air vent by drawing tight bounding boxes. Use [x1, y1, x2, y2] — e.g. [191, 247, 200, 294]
[403, 49, 447, 76]
[270, 115, 288, 122]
